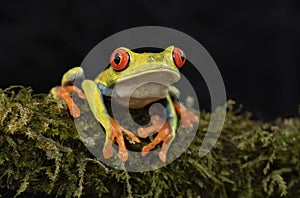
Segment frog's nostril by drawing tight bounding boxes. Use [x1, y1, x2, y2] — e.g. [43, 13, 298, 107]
[148, 57, 155, 62]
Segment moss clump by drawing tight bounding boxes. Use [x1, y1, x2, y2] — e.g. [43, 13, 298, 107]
[0, 86, 299, 197]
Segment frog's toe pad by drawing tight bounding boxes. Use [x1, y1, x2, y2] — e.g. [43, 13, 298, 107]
[118, 149, 128, 162]
[103, 144, 113, 159]
[137, 128, 151, 138]
[159, 151, 167, 163]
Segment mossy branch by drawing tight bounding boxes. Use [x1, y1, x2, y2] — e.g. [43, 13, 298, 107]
[0, 86, 299, 197]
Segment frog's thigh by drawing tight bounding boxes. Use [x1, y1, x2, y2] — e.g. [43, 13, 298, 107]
[81, 80, 111, 131]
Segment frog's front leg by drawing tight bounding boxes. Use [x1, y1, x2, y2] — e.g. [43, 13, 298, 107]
[81, 80, 140, 161]
[51, 67, 86, 118]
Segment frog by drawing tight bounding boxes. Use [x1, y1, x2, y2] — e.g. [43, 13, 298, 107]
[51, 46, 199, 163]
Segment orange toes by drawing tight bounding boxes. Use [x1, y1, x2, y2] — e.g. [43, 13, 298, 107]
[141, 121, 173, 162]
[142, 146, 151, 157]
[181, 111, 199, 128]
[56, 85, 85, 118]
[72, 86, 86, 99]
[174, 103, 199, 128]
[159, 151, 167, 163]
[118, 149, 128, 162]
[137, 127, 154, 138]
[66, 101, 81, 118]
[104, 118, 141, 161]
[103, 143, 113, 159]
[137, 115, 165, 138]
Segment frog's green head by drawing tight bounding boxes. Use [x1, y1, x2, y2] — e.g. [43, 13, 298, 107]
[98, 46, 186, 87]
[96, 46, 186, 103]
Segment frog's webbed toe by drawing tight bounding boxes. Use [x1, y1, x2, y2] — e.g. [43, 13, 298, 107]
[174, 103, 199, 128]
[103, 118, 141, 162]
[54, 85, 86, 118]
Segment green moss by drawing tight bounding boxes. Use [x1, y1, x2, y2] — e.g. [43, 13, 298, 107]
[0, 86, 299, 197]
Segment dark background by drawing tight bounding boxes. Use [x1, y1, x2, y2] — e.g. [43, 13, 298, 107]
[0, 1, 299, 121]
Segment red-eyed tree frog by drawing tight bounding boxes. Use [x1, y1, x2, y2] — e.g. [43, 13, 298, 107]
[51, 46, 198, 163]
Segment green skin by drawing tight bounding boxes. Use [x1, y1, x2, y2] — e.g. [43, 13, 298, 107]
[53, 46, 195, 162]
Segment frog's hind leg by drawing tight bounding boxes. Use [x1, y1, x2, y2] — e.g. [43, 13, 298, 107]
[51, 67, 85, 118]
[138, 95, 178, 163]
[173, 103, 199, 128]
[168, 85, 199, 128]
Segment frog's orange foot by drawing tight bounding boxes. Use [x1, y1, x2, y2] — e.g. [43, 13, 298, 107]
[56, 85, 86, 118]
[141, 119, 172, 163]
[174, 103, 199, 128]
[137, 115, 165, 138]
[103, 118, 141, 162]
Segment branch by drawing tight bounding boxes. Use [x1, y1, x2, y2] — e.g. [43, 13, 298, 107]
[0, 87, 299, 197]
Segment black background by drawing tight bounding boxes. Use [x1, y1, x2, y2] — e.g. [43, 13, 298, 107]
[0, 1, 299, 121]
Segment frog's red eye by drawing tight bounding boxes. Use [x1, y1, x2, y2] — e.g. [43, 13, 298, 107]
[110, 48, 130, 71]
[172, 47, 186, 68]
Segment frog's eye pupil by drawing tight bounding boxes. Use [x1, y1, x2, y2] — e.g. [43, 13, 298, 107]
[172, 47, 186, 68]
[114, 53, 121, 64]
[110, 48, 130, 71]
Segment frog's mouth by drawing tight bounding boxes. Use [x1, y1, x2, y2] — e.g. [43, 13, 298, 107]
[113, 68, 180, 100]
